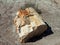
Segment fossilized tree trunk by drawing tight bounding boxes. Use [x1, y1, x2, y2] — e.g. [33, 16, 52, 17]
[14, 7, 47, 43]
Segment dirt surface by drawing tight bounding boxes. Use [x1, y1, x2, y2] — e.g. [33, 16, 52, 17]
[0, 0, 60, 45]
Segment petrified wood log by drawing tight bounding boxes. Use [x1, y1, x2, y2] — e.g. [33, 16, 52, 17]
[14, 7, 47, 43]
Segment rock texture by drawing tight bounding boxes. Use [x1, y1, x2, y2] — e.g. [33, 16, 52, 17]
[14, 7, 47, 43]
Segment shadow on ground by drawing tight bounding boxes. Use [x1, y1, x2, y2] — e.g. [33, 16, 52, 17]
[27, 22, 53, 42]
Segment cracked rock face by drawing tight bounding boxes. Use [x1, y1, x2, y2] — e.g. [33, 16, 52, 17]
[14, 7, 47, 43]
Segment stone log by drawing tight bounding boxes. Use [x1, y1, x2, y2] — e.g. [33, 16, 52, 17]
[14, 7, 47, 43]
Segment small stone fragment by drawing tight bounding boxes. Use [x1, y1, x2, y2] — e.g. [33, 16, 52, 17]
[14, 7, 47, 43]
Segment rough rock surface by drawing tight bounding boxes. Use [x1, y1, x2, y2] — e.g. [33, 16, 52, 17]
[0, 0, 60, 45]
[14, 7, 47, 43]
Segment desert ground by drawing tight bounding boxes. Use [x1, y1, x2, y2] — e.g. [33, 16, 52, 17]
[0, 0, 60, 45]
